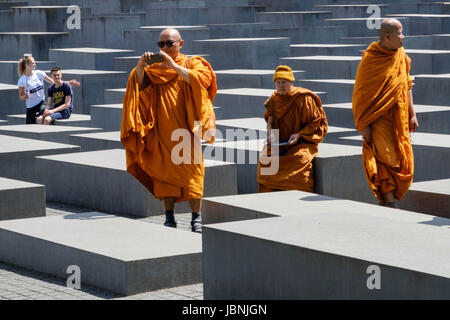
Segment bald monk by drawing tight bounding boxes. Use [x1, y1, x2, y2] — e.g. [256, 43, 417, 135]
[121, 28, 217, 233]
[257, 65, 328, 193]
[352, 18, 419, 207]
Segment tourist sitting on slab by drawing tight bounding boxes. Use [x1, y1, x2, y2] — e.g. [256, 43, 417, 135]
[17, 55, 79, 124]
[37, 66, 75, 125]
[257, 65, 328, 193]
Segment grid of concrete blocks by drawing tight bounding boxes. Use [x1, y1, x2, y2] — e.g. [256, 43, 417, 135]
[0, 0, 449, 300]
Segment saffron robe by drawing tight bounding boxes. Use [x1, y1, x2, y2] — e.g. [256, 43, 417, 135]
[257, 87, 328, 192]
[121, 54, 217, 202]
[352, 42, 414, 202]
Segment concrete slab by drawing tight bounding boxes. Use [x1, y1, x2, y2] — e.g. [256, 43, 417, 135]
[192, 37, 291, 70]
[58, 69, 128, 114]
[104, 88, 125, 104]
[0, 60, 55, 85]
[324, 17, 410, 37]
[313, 4, 389, 19]
[280, 56, 361, 79]
[69, 131, 122, 151]
[405, 49, 450, 74]
[202, 192, 450, 299]
[297, 79, 354, 104]
[386, 13, 450, 35]
[341, 133, 450, 182]
[0, 32, 69, 60]
[262, 25, 348, 44]
[215, 69, 305, 89]
[214, 88, 327, 119]
[413, 74, 450, 106]
[0, 177, 45, 221]
[208, 22, 269, 38]
[49, 48, 135, 71]
[400, 179, 450, 218]
[7, 113, 91, 127]
[256, 11, 333, 28]
[0, 134, 80, 184]
[0, 212, 202, 295]
[35, 149, 238, 217]
[90, 104, 122, 131]
[0, 124, 102, 145]
[0, 83, 22, 119]
[291, 43, 366, 56]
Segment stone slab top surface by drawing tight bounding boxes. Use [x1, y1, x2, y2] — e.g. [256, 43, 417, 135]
[0, 177, 43, 191]
[194, 37, 289, 42]
[204, 190, 435, 223]
[0, 124, 100, 134]
[282, 56, 362, 61]
[71, 131, 120, 142]
[206, 205, 450, 278]
[8, 113, 91, 120]
[50, 48, 134, 53]
[91, 104, 123, 109]
[106, 88, 126, 92]
[414, 74, 450, 78]
[0, 212, 201, 261]
[36, 149, 235, 170]
[0, 84, 18, 90]
[325, 17, 406, 21]
[217, 88, 326, 96]
[259, 11, 332, 14]
[60, 69, 126, 75]
[215, 69, 303, 75]
[140, 25, 208, 30]
[406, 49, 450, 54]
[324, 103, 450, 113]
[298, 79, 355, 84]
[291, 44, 365, 48]
[0, 134, 79, 154]
[341, 133, 450, 148]
[387, 13, 450, 17]
[410, 178, 450, 195]
[318, 142, 362, 158]
[12, 5, 72, 8]
[0, 32, 67, 35]
[314, 4, 388, 7]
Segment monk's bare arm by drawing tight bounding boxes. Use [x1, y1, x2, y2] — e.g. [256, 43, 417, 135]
[136, 53, 151, 90]
[267, 116, 273, 143]
[408, 89, 419, 132]
[360, 126, 372, 143]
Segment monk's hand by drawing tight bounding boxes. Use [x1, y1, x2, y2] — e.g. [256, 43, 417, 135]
[159, 50, 176, 69]
[288, 133, 300, 145]
[360, 126, 372, 144]
[139, 52, 154, 68]
[409, 114, 419, 133]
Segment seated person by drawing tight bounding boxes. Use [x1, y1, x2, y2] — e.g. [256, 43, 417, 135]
[257, 65, 328, 193]
[37, 66, 74, 125]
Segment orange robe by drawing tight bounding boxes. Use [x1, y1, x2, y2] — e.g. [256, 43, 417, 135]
[352, 42, 414, 202]
[257, 87, 328, 193]
[121, 54, 217, 202]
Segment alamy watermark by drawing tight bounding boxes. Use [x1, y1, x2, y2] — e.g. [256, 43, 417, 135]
[66, 5, 81, 30]
[66, 265, 81, 290]
[366, 5, 381, 30]
[366, 265, 381, 290]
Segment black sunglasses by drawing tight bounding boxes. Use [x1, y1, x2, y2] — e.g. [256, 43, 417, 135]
[157, 39, 181, 48]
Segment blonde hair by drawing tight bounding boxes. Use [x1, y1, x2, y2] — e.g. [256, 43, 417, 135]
[18, 55, 34, 77]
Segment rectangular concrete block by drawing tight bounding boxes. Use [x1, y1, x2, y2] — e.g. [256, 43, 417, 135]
[0, 124, 102, 145]
[406, 49, 450, 74]
[256, 11, 333, 28]
[413, 74, 450, 106]
[0, 212, 202, 295]
[0, 134, 80, 184]
[297, 79, 354, 104]
[280, 56, 361, 79]
[202, 193, 450, 299]
[104, 88, 125, 104]
[192, 37, 291, 70]
[90, 104, 122, 131]
[0, 60, 55, 85]
[0, 177, 46, 221]
[400, 179, 450, 218]
[49, 48, 135, 71]
[215, 69, 305, 89]
[7, 113, 91, 127]
[35, 149, 238, 217]
[208, 22, 269, 38]
[262, 25, 348, 44]
[290, 44, 366, 56]
[60, 69, 128, 114]
[0, 83, 22, 119]
[69, 131, 122, 151]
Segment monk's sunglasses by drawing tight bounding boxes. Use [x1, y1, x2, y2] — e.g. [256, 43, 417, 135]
[157, 40, 181, 48]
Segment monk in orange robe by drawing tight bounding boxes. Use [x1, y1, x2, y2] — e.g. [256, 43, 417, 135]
[121, 28, 217, 232]
[352, 18, 419, 207]
[257, 65, 328, 193]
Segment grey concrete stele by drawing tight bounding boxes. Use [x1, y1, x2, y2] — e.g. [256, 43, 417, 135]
[0, 212, 202, 296]
[202, 191, 450, 299]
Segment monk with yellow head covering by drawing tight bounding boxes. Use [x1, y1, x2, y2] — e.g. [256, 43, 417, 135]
[121, 28, 217, 232]
[352, 18, 419, 207]
[257, 65, 328, 193]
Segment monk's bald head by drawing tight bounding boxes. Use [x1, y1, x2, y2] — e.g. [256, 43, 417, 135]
[160, 28, 181, 40]
[379, 18, 404, 50]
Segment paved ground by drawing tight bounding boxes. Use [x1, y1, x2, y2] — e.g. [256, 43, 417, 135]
[0, 202, 204, 300]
